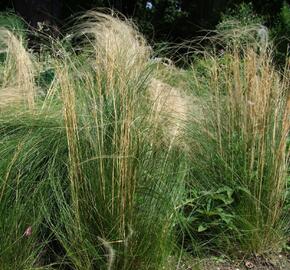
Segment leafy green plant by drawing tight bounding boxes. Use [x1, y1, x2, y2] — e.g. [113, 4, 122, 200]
[179, 185, 239, 255]
[0, 12, 26, 37]
[219, 3, 264, 27]
[185, 186, 236, 234]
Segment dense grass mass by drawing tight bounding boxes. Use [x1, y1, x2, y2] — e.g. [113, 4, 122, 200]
[182, 49, 289, 255]
[0, 11, 289, 270]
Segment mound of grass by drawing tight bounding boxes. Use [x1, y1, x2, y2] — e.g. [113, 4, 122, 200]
[0, 12, 187, 270]
[182, 48, 289, 256]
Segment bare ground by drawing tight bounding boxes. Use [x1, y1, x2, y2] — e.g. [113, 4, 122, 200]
[169, 252, 290, 270]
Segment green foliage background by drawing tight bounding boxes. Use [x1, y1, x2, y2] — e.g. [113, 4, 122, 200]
[0, 1, 289, 63]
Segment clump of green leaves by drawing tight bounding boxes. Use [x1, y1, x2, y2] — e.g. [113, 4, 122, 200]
[219, 3, 264, 27]
[0, 12, 26, 38]
[181, 185, 239, 254]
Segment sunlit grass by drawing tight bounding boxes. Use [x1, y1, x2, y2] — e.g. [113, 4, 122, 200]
[0, 11, 289, 270]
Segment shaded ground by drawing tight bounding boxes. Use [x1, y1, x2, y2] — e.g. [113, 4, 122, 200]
[170, 252, 290, 270]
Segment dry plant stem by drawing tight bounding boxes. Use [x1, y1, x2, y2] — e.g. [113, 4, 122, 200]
[59, 64, 82, 230]
[209, 48, 289, 252]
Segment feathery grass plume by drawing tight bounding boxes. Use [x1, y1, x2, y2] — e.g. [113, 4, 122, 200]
[0, 28, 35, 110]
[184, 47, 290, 255]
[214, 3, 268, 52]
[149, 78, 190, 145]
[70, 10, 192, 147]
[72, 11, 151, 84]
[0, 12, 26, 37]
[215, 21, 267, 49]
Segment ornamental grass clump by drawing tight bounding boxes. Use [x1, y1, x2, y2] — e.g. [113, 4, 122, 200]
[0, 11, 187, 270]
[185, 47, 289, 255]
